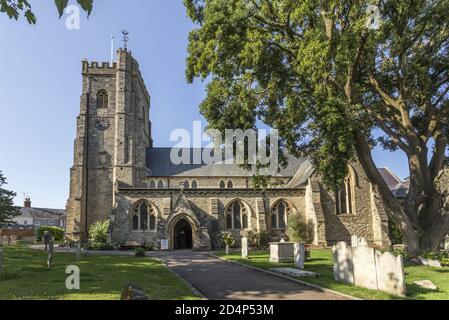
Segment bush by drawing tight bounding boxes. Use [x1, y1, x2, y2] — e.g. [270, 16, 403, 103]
[85, 242, 113, 251]
[220, 232, 236, 248]
[134, 248, 146, 257]
[388, 219, 403, 245]
[286, 214, 307, 243]
[246, 230, 270, 249]
[36, 226, 65, 241]
[88, 221, 109, 243]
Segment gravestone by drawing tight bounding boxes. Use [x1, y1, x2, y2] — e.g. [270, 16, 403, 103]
[270, 242, 295, 263]
[444, 237, 449, 253]
[47, 239, 54, 268]
[294, 243, 305, 270]
[352, 241, 377, 290]
[351, 235, 359, 248]
[375, 251, 406, 296]
[332, 241, 354, 284]
[225, 244, 230, 255]
[241, 237, 248, 259]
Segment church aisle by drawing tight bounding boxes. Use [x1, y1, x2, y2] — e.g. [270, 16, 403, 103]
[149, 251, 349, 300]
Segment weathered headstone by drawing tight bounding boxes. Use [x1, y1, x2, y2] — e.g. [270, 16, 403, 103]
[241, 237, 248, 259]
[352, 243, 377, 290]
[418, 256, 442, 268]
[270, 242, 294, 263]
[375, 251, 406, 296]
[351, 235, 359, 248]
[294, 243, 305, 270]
[414, 280, 438, 290]
[225, 244, 230, 255]
[332, 241, 354, 284]
[47, 239, 54, 268]
[444, 237, 449, 253]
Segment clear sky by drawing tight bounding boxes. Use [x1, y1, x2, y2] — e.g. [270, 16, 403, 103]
[0, 0, 408, 209]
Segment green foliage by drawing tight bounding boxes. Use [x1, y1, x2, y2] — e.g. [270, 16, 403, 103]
[85, 242, 113, 251]
[184, 0, 449, 253]
[286, 214, 307, 243]
[36, 226, 65, 241]
[0, 171, 20, 227]
[88, 220, 109, 243]
[246, 230, 270, 249]
[388, 219, 404, 245]
[134, 247, 146, 257]
[422, 251, 449, 267]
[220, 231, 236, 248]
[0, 0, 93, 24]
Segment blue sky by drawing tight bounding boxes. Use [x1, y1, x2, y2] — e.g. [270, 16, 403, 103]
[0, 0, 408, 209]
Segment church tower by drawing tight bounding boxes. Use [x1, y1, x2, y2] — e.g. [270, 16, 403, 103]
[66, 49, 152, 241]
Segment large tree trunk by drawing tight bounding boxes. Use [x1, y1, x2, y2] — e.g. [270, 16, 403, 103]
[352, 132, 449, 256]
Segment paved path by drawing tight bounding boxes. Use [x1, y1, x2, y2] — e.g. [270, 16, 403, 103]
[149, 250, 349, 300]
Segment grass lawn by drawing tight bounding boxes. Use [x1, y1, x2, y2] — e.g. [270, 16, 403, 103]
[0, 246, 200, 300]
[215, 249, 449, 300]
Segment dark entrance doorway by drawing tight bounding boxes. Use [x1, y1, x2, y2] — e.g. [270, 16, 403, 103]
[174, 219, 193, 250]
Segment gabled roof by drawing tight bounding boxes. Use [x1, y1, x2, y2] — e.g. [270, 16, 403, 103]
[378, 167, 403, 191]
[146, 147, 307, 178]
[19, 207, 66, 220]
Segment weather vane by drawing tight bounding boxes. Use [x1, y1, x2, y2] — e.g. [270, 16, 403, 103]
[121, 29, 129, 50]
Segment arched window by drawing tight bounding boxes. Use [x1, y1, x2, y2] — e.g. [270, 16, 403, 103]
[191, 180, 198, 189]
[149, 180, 156, 189]
[336, 173, 354, 215]
[271, 200, 292, 230]
[219, 180, 226, 189]
[183, 180, 190, 189]
[140, 203, 149, 230]
[97, 90, 108, 109]
[225, 200, 249, 230]
[157, 180, 164, 189]
[132, 201, 157, 231]
[227, 180, 234, 189]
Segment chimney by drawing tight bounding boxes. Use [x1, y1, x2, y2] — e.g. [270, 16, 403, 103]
[24, 197, 31, 208]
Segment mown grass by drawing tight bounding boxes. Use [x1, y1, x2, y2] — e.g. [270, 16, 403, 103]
[0, 247, 200, 300]
[215, 249, 449, 300]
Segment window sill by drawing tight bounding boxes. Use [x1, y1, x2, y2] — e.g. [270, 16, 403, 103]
[131, 230, 157, 233]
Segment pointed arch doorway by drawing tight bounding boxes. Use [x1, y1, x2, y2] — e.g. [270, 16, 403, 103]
[174, 219, 193, 250]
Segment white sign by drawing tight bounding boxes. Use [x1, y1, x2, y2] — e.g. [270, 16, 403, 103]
[161, 239, 169, 251]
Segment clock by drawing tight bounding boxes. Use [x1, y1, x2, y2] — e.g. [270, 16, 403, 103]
[95, 118, 110, 131]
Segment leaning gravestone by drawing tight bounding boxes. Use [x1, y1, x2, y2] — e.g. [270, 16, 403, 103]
[375, 251, 406, 296]
[332, 241, 354, 284]
[47, 239, 54, 268]
[241, 237, 248, 259]
[294, 243, 305, 270]
[76, 241, 81, 261]
[352, 241, 378, 290]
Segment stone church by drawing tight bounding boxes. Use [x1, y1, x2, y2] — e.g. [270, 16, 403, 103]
[66, 49, 391, 250]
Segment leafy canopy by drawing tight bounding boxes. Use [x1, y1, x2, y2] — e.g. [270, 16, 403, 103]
[0, 0, 93, 24]
[184, 0, 449, 191]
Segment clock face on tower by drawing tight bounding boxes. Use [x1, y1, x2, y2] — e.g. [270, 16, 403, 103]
[95, 118, 110, 131]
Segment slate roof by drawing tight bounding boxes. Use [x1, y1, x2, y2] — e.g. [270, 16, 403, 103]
[146, 147, 309, 179]
[378, 167, 409, 198]
[19, 207, 66, 220]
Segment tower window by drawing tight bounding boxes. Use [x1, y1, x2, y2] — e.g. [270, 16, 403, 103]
[157, 180, 164, 189]
[97, 90, 108, 109]
[191, 180, 198, 189]
[227, 180, 234, 189]
[219, 180, 226, 189]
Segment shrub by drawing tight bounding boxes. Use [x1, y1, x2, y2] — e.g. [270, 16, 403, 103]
[246, 230, 270, 249]
[134, 248, 146, 257]
[85, 242, 113, 251]
[36, 226, 65, 241]
[388, 219, 403, 245]
[220, 232, 236, 248]
[88, 221, 109, 243]
[286, 214, 307, 243]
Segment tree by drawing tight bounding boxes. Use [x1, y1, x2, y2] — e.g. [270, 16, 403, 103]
[0, 171, 20, 227]
[184, 0, 449, 255]
[0, 0, 93, 24]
